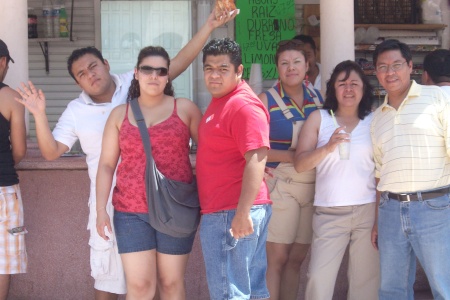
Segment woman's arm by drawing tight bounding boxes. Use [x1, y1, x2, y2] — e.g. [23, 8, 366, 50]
[294, 110, 345, 173]
[177, 98, 202, 144]
[96, 106, 123, 241]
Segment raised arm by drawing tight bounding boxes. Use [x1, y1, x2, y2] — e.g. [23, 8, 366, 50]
[169, 4, 237, 80]
[294, 110, 346, 173]
[96, 106, 123, 241]
[15, 81, 69, 160]
[258, 91, 295, 163]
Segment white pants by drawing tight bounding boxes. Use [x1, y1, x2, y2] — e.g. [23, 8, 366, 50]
[88, 193, 126, 294]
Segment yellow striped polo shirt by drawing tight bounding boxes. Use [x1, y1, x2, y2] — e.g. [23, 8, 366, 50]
[371, 80, 450, 193]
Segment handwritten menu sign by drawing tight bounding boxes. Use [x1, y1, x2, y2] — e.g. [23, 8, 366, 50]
[236, 0, 296, 79]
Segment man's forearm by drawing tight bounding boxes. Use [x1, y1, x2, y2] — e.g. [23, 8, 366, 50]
[236, 148, 268, 215]
[169, 17, 216, 79]
[34, 114, 67, 160]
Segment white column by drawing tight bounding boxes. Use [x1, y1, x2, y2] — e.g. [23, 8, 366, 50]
[0, 0, 28, 89]
[320, 0, 354, 92]
[441, 0, 450, 49]
[0, 0, 29, 133]
[195, 0, 211, 113]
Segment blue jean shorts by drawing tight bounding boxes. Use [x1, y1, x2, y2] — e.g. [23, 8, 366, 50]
[200, 204, 272, 300]
[113, 210, 195, 255]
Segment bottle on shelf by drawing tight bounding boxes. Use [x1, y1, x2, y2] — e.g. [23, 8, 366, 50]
[28, 8, 38, 39]
[42, 0, 53, 38]
[58, 0, 69, 38]
[52, 1, 60, 38]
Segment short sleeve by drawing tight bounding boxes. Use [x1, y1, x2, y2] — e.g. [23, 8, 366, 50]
[52, 106, 78, 150]
[230, 103, 270, 156]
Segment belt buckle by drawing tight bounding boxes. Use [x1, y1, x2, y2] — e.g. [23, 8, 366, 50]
[400, 193, 411, 202]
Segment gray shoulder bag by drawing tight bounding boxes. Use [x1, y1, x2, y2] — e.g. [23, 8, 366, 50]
[130, 98, 200, 238]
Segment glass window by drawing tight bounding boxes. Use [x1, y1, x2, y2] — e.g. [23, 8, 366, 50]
[101, 1, 192, 98]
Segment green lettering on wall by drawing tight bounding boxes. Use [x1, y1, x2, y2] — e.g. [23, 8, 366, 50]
[236, 0, 296, 79]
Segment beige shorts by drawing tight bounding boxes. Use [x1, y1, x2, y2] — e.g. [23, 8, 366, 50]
[266, 163, 315, 244]
[0, 185, 27, 274]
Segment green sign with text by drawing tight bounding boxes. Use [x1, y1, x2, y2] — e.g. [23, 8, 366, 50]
[235, 0, 296, 79]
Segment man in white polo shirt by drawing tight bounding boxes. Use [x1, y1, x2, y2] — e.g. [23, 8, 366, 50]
[16, 10, 235, 300]
[370, 39, 450, 300]
[422, 49, 450, 96]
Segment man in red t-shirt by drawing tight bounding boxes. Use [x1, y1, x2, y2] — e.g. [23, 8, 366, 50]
[197, 38, 272, 300]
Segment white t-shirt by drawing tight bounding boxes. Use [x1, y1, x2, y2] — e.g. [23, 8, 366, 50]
[53, 71, 133, 193]
[312, 62, 321, 91]
[314, 109, 376, 207]
[440, 86, 450, 96]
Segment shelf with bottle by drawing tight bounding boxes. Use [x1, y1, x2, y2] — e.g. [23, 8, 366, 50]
[29, 0, 75, 74]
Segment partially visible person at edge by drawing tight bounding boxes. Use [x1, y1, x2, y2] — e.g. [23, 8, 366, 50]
[295, 60, 379, 300]
[14, 8, 235, 300]
[422, 48, 450, 96]
[257, 39, 322, 300]
[0, 39, 27, 300]
[95, 45, 201, 299]
[293, 34, 321, 91]
[196, 37, 272, 300]
[370, 39, 450, 299]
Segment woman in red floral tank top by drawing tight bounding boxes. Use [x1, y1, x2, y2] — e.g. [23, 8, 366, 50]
[95, 46, 202, 299]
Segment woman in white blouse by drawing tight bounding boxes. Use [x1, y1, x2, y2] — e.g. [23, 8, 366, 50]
[294, 60, 379, 300]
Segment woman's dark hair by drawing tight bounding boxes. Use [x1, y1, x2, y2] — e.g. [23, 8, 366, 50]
[127, 46, 174, 101]
[275, 40, 307, 66]
[323, 60, 373, 120]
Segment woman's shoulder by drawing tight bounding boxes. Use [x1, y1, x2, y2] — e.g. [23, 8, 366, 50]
[110, 103, 127, 120]
[306, 109, 323, 123]
[175, 97, 199, 110]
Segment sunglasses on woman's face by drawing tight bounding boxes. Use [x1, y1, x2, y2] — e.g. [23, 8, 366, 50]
[138, 65, 169, 76]
[278, 39, 305, 47]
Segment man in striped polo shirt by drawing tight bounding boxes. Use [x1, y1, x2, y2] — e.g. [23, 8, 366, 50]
[370, 39, 450, 299]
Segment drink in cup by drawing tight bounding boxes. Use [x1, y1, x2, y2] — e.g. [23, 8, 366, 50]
[338, 131, 351, 160]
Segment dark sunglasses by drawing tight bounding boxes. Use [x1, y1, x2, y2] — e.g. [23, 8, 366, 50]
[278, 39, 305, 47]
[138, 65, 169, 76]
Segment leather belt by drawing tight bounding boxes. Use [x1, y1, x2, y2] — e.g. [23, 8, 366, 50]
[388, 187, 450, 202]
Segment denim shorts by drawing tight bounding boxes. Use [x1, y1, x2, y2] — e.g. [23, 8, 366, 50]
[200, 204, 272, 300]
[113, 210, 195, 255]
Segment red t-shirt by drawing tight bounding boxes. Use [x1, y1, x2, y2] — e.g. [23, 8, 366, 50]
[197, 81, 271, 214]
[113, 100, 193, 213]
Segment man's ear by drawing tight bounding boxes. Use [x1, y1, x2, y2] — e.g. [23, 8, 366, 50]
[421, 70, 432, 85]
[237, 64, 244, 79]
[103, 59, 111, 72]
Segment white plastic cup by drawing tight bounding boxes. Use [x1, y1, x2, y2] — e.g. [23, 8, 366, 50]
[249, 63, 263, 95]
[338, 131, 351, 160]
